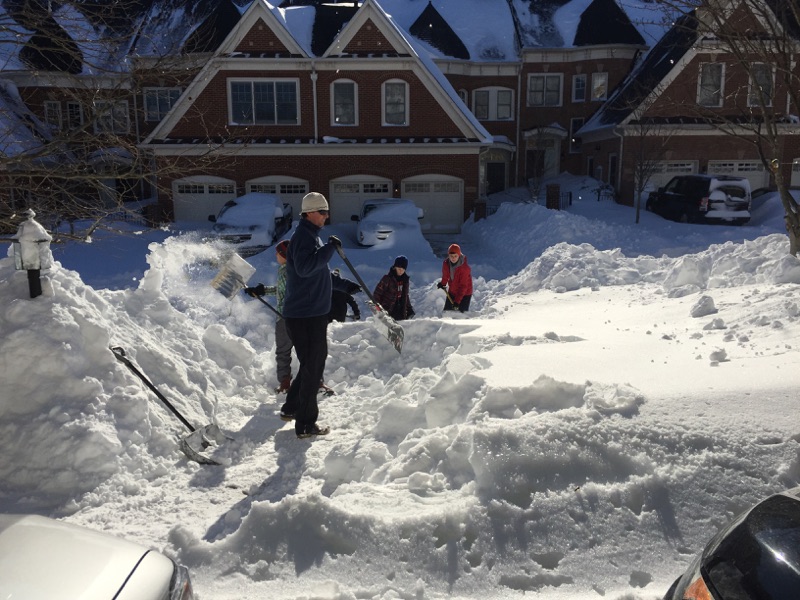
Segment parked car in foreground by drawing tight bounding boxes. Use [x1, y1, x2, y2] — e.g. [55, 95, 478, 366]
[663, 485, 800, 600]
[0, 514, 194, 599]
[351, 198, 424, 246]
[646, 175, 751, 225]
[208, 192, 293, 257]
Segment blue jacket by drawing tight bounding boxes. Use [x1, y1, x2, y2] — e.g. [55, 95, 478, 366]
[283, 217, 336, 318]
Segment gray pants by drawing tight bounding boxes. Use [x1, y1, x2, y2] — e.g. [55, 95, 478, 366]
[275, 317, 293, 381]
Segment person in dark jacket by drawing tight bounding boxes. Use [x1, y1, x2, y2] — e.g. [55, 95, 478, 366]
[373, 255, 415, 321]
[438, 243, 472, 312]
[279, 192, 340, 439]
[329, 269, 361, 322]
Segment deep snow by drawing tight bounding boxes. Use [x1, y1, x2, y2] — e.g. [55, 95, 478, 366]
[2, 173, 800, 600]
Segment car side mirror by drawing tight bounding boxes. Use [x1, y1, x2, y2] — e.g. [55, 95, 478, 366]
[351, 215, 360, 222]
[208, 215, 217, 223]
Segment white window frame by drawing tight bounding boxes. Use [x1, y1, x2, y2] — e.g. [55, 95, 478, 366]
[472, 87, 514, 121]
[228, 78, 300, 126]
[591, 72, 608, 101]
[527, 74, 563, 107]
[698, 62, 724, 107]
[94, 100, 130, 134]
[458, 89, 468, 106]
[331, 79, 358, 126]
[44, 101, 61, 130]
[66, 101, 83, 130]
[748, 63, 774, 107]
[143, 87, 181, 122]
[382, 79, 408, 126]
[572, 74, 586, 102]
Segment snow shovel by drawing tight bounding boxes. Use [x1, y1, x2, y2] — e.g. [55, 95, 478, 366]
[335, 246, 404, 353]
[211, 252, 257, 299]
[110, 346, 228, 465]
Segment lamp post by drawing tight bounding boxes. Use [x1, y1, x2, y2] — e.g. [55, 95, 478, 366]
[12, 209, 53, 299]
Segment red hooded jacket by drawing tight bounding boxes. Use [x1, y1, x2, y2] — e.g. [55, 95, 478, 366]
[441, 254, 472, 304]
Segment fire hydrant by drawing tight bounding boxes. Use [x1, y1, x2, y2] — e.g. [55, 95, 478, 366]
[12, 209, 53, 298]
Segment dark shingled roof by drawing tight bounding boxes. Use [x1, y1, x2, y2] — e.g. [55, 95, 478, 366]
[183, 0, 243, 54]
[574, 0, 645, 46]
[590, 11, 699, 127]
[310, 3, 361, 56]
[409, 1, 470, 59]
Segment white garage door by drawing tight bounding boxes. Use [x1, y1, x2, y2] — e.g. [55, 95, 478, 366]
[329, 176, 392, 224]
[708, 160, 770, 190]
[246, 176, 309, 221]
[401, 175, 464, 233]
[173, 177, 237, 222]
[646, 161, 698, 192]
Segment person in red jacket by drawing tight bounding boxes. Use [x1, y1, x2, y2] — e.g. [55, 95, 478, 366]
[438, 243, 472, 312]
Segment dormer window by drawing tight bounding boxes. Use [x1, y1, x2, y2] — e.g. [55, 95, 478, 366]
[748, 63, 773, 107]
[332, 80, 358, 126]
[698, 63, 724, 107]
[229, 79, 299, 125]
[383, 79, 408, 126]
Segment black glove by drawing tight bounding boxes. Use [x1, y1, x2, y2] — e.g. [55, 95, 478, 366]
[349, 284, 362, 294]
[437, 282, 445, 289]
[244, 283, 266, 297]
[328, 235, 342, 248]
[452, 304, 459, 311]
[353, 312, 361, 321]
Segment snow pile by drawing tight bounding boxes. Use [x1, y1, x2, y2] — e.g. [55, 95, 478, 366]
[2, 175, 799, 598]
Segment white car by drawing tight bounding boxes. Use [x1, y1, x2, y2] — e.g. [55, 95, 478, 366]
[208, 192, 293, 257]
[351, 198, 424, 246]
[0, 514, 194, 600]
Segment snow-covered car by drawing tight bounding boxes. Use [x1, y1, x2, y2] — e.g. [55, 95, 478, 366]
[208, 192, 293, 257]
[351, 198, 424, 246]
[663, 485, 800, 600]
[646, 175, 751, 225]
[0, 514, 194, 599]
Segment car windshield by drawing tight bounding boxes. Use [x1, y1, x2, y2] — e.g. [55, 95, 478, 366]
[702, 495, 800, 599]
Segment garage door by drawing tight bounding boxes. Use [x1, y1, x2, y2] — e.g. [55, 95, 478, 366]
[646, 161, 698, 192]
[707, 160, 770, 190]
[329, 176, 392, 224]
[401, 175, 464, 233]
[173, 177, 237, 222]
[246, 176, 309, 222]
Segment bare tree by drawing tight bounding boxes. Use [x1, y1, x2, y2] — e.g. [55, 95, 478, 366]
[0, 0, 228, 240]
[657, 0, 800, 254]
[624, 117, 674, 224]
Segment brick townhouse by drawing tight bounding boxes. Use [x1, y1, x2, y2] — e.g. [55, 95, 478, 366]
[2, 0, 797, 231]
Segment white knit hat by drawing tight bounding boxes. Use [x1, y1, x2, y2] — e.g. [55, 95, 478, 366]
[301, 192, 329, 214]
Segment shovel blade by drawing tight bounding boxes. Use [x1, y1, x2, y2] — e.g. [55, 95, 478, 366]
[211, 253, 257, 299]
[179, 424, 231, 465]
[368, 302, 404, 353]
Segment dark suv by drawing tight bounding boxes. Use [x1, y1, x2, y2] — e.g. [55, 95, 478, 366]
[646, 175, 752, 225]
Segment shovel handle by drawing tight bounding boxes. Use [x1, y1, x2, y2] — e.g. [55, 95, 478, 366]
[335, 246, 381, 308]
[252, 294, 284, 318]
[110, 346, 196, 432]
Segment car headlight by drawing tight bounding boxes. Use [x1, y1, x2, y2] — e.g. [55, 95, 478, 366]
[170, 564, 195, 600]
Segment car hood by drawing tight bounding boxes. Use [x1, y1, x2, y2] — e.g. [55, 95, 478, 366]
[0, 514, 164, 600]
